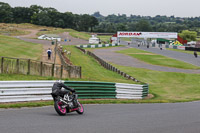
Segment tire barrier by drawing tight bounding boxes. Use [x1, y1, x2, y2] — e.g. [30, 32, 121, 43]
[77, 43, 119, 48]
[151, 44, 186, 50]
[115, 83, 148, 99]
[0, 81, 148, 103]
[185, 47, 200, 52]
[0, 81, 54, 103]
[64, 81, 116, 99]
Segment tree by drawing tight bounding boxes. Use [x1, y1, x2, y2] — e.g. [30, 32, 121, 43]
[89, 16, 98, 32]
[136, 20, 152, 31]
[78, 14, 98, 32]
[0, 2, 12, 23]
[179, 30, 197, 42]
[92, 11, 103, 18]
[116, 23, 127, 31]
[31, 11, 51, 26]
[12, 7, 32, 23]
[62, 12, 75, 28]
[30, 5, 44, 14]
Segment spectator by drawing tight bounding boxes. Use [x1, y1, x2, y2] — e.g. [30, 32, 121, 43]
[47, 48, 52, 60]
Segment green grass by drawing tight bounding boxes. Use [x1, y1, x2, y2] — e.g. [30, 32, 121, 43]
[0, 23, 41, 36]
[121, 37, 131, 41]
[0, 73, 59, 80]
[62, 45, 138, 84]
[37, 28, 111, 43]
[0, 23, 111, 43]
[0, 99, 190, 109]
[0, 35, 43, 60]
[1, 44, 200, 108]
[112, 64, 200, 101]
[117, 48, 200, 69]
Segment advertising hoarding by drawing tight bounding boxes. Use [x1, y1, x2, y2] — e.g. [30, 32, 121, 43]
[117, 32, 177, 39]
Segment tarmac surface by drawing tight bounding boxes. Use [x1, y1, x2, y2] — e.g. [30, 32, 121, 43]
[1, 102, 200, 133]
[93, 41, 200, 74]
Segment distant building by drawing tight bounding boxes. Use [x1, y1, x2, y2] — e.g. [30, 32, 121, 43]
[38, 34, 61, 41]
[89, 35, 100, 44]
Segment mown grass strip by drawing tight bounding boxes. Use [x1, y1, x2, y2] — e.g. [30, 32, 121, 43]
[117, 48, 200, 69]
[0, 73, 58, 80]
[1, 98, 200, 109]
[112, 64, 200, 101]
[63, 45, 138, 84]
[0, 35, 42, 60]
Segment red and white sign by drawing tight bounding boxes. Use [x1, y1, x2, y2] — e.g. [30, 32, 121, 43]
[117, 32, 177, 39]
[177, 46, 185, 50]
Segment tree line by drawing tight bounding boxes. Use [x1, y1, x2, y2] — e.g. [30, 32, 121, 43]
[92, 12, 200, 36]
[1, 2, 200, 38]
[0, 2, 98, 32]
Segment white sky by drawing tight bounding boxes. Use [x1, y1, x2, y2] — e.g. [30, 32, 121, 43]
[1, 0, 200, 17]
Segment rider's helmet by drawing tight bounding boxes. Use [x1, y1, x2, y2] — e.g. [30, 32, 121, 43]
[56, 80, 63, 84]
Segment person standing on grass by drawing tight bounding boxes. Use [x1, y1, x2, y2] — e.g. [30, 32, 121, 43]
[194, 51, 198, 58]
[47, 48, 52, 60]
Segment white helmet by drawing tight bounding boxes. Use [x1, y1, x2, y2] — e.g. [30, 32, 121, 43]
[56, 80, 63, 83]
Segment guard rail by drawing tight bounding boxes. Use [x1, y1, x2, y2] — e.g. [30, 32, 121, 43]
[0, 81, 148, 102]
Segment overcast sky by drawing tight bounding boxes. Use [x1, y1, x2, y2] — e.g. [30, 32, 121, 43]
[1, 0, 200, 17]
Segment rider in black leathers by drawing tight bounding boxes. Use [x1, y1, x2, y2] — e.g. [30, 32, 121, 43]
[51, 81, 78, 107]
[52, 81, 75, 96]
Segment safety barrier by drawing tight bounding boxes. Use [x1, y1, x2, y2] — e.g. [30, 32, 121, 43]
[77, 43, 119, 48]
[151, 44, 186, 50]
[64, 81, 116, 99]
[115, 83, 148, 99]
[0, 81, 54, 102]
[0, 81, 148, 103]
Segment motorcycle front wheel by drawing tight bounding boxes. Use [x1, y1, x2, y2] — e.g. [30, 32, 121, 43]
[76, 101, 84, 114]
[54, 100, 67, 116]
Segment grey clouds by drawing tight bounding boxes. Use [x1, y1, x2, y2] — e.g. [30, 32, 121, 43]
[1, 0, 200, 17]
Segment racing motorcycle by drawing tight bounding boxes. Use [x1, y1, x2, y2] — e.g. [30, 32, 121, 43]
[51, 91, 84, 116]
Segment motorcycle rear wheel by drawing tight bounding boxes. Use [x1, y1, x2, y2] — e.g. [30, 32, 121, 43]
[54, 101, 67, 116]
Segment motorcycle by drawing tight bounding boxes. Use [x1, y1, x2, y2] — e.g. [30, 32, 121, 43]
[51, 91, 84, 116]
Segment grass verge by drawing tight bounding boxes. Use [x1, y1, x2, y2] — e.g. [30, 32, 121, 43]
[0, 35, 43, 60]
[1, 98, 199, 109]
[37, 27, 111, 42]
[63, 45, 138, 84]
[0, 73, 60, 80]
[117, 48, 200, 69]
[1, 45, 200, 108]
[112, 64, 200, 101]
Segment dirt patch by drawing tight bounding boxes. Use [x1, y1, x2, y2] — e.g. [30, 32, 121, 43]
[18, 29, 40, 38]
[144, 94, 154, 99]
[62, 53, 73, 65]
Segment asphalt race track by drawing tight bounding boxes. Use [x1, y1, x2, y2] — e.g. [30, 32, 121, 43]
[1, 102, 200, 133]
[122, 40, 200, 67]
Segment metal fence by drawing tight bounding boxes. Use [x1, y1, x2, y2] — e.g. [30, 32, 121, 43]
[0, 56, 81, 78]
[57, 48, 81, 78]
